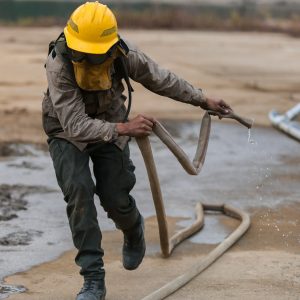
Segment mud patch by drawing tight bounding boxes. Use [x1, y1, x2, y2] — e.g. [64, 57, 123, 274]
[279, 154, 300, 165]
[7, 161, 43, 170]
[0, 283, 26, 300]
[0, 143, 46, 158]
[0, 230, 43, 246]
[0, 185, 52, 221]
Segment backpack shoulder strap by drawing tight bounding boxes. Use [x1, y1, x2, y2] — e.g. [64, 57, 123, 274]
[47, 32, 65, 59]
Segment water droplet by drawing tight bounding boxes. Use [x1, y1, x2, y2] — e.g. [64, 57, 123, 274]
[248, 129, 255, 144]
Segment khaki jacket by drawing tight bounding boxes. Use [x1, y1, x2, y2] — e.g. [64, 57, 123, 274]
[42, 40, 206, 151]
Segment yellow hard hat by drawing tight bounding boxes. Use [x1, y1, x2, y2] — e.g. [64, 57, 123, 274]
[64, 1, 119, 54]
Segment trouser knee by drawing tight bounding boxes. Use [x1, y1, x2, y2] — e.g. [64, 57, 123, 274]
[100, 191, 140, 231]
[64, 179, 97, 226]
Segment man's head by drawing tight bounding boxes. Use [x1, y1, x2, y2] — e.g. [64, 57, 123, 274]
[63, 1, 123, 91]
[64, 1, 119, 56]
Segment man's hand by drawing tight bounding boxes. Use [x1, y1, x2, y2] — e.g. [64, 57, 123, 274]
[116, 114, 156, 137]
[201, 96, 232, 115]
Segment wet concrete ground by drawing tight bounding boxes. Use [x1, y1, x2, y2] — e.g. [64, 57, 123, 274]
[0, 119, 299, 298]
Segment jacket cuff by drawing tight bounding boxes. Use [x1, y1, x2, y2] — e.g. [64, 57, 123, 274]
[190, 89, 207, 107]
[110, 123, 119, 142]
[100, 123, 119, 143]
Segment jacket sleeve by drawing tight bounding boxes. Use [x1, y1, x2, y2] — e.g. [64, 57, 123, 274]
[125, 44, 206, 107]
[46, 63, 117, 144]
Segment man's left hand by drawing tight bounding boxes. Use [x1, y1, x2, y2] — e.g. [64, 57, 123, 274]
[201, 96, 232, 115]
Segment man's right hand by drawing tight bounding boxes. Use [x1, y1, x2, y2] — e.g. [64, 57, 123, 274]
[116, 114, 156, 137]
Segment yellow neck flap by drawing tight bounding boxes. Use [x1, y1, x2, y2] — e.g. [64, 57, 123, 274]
[72, 47, 125, 91]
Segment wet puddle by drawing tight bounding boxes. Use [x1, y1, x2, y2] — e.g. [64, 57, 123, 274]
[0, 121, 299, 298]
[0, 144, 71, 298]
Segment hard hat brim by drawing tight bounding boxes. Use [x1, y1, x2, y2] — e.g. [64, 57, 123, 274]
[64, 27, 119, 54]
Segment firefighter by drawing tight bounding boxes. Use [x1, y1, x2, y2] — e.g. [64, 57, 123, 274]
[43, 2, 232, 299]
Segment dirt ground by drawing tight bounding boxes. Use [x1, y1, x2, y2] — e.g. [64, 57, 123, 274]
[0, 28, 300, 299]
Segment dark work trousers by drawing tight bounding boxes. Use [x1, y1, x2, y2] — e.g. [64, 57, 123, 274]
[48, 138, 140, 280]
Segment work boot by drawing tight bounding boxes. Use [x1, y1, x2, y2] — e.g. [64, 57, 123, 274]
[122, 216, 146, 270]
[76, 280, 106, 300]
